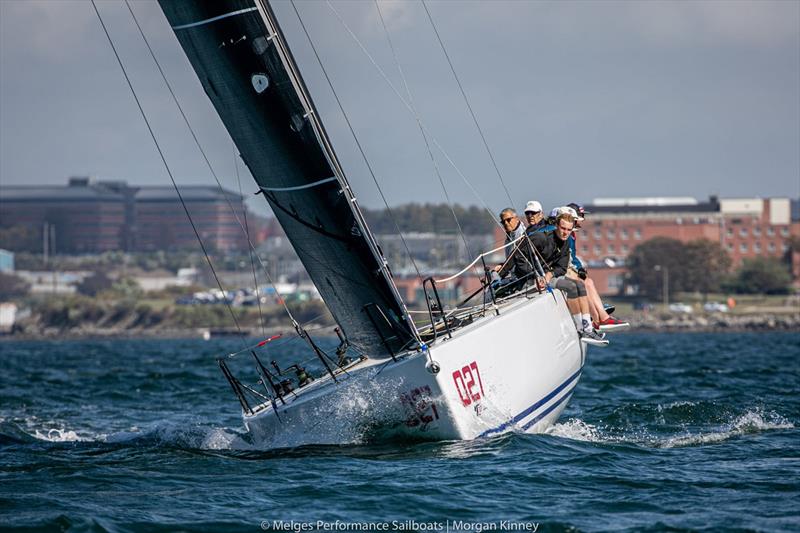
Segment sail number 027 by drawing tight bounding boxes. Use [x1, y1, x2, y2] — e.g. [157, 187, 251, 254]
[452, 361, 485, 406]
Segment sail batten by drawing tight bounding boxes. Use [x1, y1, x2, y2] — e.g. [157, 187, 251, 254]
[159, 0, 417, 356]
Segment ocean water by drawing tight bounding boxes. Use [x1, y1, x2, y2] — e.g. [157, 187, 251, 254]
[0, 332, 798, 532]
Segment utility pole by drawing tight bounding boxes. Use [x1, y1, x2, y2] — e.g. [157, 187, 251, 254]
[654, 265, 669, 311]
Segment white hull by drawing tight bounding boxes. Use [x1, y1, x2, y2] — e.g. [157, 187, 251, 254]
[244, 291, 585, 448]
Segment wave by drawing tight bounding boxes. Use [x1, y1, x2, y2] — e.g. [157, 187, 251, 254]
[0, 416, 103, 444]
[546, 406, 794, 448]
[2, 402, 793, 454]
[0, 414, 254, 451]
[660, 409, 794, 448]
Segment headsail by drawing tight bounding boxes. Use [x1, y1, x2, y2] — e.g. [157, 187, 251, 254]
[159, 0, 417, 356]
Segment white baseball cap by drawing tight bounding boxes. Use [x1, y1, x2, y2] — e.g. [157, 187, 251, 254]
[524, 200, 542, 213]
[552, 206, 578, 220]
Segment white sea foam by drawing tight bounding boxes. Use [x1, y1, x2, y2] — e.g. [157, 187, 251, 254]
[13, 415, 103, 443]
[660, 409, 794, 448]
[546, 418, 606, 442]
[200, 427, 253, 450]
[547, 408, 794, 449]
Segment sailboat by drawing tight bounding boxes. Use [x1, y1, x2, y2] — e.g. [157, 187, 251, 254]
[157, 0, 585, 448]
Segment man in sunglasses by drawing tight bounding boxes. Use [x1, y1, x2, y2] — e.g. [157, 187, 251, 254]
[499, 208, 525, 259]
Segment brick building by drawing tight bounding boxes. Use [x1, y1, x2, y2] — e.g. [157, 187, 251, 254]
[0, 177, 250, 253]
[578, 196, 798, 267]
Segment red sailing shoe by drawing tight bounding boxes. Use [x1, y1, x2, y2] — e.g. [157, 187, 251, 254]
[597, 316, 630, 332]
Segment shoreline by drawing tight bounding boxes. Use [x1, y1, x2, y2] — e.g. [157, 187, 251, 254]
[3, 313, 797, 341]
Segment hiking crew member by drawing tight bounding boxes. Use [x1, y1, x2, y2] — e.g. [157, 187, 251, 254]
[527, 213, 607, 346]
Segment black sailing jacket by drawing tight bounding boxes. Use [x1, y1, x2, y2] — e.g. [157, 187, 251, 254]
[529, 230, 571, 277]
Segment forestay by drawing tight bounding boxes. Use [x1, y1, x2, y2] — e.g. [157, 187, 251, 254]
[159, 0, 417, 356]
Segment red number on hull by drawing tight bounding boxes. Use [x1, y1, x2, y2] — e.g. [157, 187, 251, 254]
[453, 361, 485, 407]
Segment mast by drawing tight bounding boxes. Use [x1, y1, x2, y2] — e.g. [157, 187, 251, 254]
[159, 0, 418, 357]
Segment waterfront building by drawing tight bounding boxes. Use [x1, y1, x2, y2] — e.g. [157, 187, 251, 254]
[0, 177, 250, 253]
[578, 196, 798, 267]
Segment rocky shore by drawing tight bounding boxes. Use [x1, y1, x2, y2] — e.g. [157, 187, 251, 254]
[627, 312, 800, 332]
[4, 309, 798, 340]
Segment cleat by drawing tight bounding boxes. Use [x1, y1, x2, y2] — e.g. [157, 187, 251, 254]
[603, 304, 616, 315]
[597, 316, 630, 332]
[580, 330, 609, 346]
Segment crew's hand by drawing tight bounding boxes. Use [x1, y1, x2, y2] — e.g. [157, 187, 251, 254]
[492, 264, 502, 272]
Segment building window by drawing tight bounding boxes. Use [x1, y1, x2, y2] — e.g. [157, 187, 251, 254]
[726, 228, 733, 237]
[620, 229, 628, 239]
[607, 230, 615, 240]
[594, 245, 601, 254]
[753, 242, 761, 253]
[753, 227, 761, 236]
[781, 227, 789, 236]
[607, 244, 615, 254]
[621, 244, 629, 254]
[581, 245, 589, 254]
[634, 229, 641, 240]
[608, 274, 624, 290]
[727, 243, 734, 251]
[767, 227, 775, 236]
[783, 244, 789, 252]
[594, 229, 601, 239]
[740, 243, 747, 252]
[739, 228, 748, 237]
[768, 242, 776, 252]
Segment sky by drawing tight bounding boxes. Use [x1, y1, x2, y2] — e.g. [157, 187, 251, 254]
[1, 0, 798, 218]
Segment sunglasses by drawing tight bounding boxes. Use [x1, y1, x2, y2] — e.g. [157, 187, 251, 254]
[501, 217, 517, 223]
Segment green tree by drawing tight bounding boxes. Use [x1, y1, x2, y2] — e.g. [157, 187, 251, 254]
[627, 237, 732, 298]
[363, 203, 495, 235]
[724, 257, 792, 295]
[684, 239, 732, 296]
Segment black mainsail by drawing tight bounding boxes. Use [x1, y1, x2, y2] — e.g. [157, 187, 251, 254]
[159, 0, 417, 356]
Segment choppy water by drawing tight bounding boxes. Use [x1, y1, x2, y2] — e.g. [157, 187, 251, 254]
[1, 332, 798, 532]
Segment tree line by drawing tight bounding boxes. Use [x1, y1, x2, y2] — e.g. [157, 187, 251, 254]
[626, 237, 795, 297]
[362, 203, 496, 235]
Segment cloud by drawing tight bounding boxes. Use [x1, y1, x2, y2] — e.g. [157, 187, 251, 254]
[1, 0, 95, 63]
[625, 0, 799, 48]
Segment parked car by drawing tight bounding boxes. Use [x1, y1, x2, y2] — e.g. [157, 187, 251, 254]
[668, 303, 693, 314]
[703, 302, 729, 313]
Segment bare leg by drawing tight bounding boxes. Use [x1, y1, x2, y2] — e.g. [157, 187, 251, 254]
[577, 295, 590, 315]
[585, 277, 610, 322]
[565, 297, 580, 315]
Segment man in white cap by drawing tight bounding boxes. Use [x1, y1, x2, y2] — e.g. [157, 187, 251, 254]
[523, 200, 546, 233]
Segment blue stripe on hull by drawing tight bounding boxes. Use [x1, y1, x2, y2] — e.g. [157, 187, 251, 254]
[478, 367, 582, 437]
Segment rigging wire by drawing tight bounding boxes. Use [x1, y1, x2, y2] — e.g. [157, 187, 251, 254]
[90, 0, 246, 344]
[373, 0, 475, 265]
[122, 0, 299, 327]
[234, 142, 266, 337]
[421, 0, 516, 208]
[288, 0, 424, 285]
[323, 0, 503, 232]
